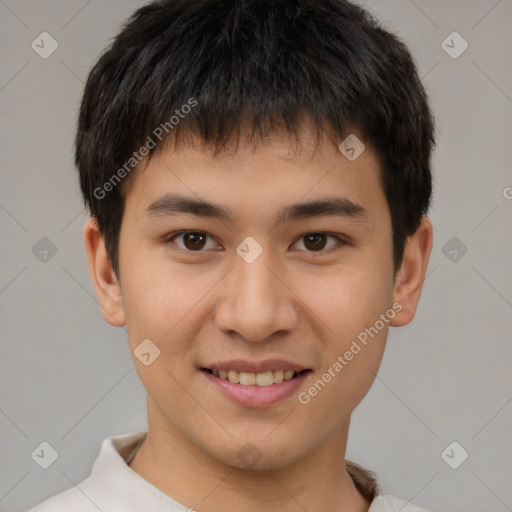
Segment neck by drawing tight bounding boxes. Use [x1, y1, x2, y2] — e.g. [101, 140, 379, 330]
[128, 402, 371, 512]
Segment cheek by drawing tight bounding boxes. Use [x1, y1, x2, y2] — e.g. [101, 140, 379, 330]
[119, 249, 221, 367]
[297, 263, 392, 403]
[300, 323, 388, 422]
[120, 242, 182, 324]
[299, 263, 394, 337]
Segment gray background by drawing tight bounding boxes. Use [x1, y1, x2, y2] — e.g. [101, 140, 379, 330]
[1, 1, 511, 511]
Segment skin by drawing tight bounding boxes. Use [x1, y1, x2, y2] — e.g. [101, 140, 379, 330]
[84, 123, 433, 512]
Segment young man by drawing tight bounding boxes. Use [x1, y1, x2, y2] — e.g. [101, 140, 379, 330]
[28, 0, 435, 510]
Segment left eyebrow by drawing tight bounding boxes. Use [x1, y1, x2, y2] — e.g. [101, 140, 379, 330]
[144, 194, 368, 223]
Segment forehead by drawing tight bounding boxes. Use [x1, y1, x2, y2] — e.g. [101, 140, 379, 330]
[122, 126, 387, 227]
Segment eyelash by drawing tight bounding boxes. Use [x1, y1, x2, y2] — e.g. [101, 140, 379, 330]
[165, 231, 348, 255]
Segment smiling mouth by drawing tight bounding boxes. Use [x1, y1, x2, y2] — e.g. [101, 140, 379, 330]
[201, 368, 311, 387]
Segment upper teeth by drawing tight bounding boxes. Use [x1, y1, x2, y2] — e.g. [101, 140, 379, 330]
[212, 369, 296, 386]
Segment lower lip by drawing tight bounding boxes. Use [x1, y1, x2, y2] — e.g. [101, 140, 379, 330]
[201, 370, 311, 407]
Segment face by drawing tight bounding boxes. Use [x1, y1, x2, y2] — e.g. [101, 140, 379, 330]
[86, 125, 430, 471]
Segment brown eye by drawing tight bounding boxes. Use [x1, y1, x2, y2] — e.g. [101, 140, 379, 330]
[182, 232, 207, 250]
[303, 233, 328, 251]
[292, 233, 344, 253]
[169, 231, 219, 251]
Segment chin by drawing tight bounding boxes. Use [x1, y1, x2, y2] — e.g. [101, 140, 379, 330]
[212, 435, 310, 472]
[226, 450, 304, 472]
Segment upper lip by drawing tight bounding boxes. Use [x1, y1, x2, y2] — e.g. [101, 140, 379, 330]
[202, 359, 310, 373]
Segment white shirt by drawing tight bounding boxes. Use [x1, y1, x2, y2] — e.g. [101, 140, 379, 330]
[27, 431, 431, 512]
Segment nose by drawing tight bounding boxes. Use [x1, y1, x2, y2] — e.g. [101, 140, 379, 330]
[214, 250, 299, 343]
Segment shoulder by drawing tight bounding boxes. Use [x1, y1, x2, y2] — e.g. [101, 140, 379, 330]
[24, 431, 148, 512]
[345, 460, 433, 512]
[370, 494, 432, 512]
[24, 479, 98, 512]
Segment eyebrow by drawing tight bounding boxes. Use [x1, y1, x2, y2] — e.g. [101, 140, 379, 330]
[145, 194, 368, 223]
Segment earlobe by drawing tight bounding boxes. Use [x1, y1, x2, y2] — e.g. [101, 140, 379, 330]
[83, 218, 126, 327]
[390, 216, 433, 327]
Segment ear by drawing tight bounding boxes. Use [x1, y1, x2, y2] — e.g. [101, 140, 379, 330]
[390, 216, 433, 327]
[83, 217, 126, 327]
